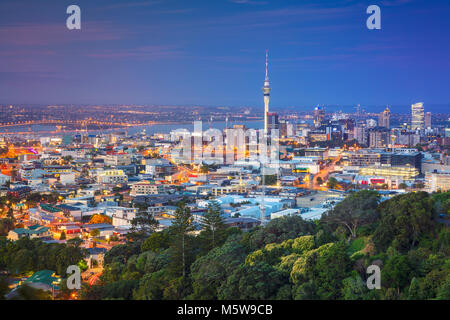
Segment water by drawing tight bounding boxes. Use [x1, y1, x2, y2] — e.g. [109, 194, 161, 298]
[1, 121, 264, 137]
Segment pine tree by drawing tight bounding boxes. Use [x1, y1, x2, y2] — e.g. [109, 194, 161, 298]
[169, 202, 195, 278]
[201, 201, 226, 250]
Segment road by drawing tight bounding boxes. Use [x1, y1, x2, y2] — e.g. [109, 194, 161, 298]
[312, 155, 342, 191]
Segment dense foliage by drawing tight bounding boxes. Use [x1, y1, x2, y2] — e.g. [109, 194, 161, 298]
[0, 237, 87, 275]
[80, 191, 449, 300]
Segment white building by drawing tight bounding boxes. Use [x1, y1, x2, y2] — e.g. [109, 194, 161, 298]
[97, 169, 128, 184]
[130, 181, 165, 196]
[271, 208, 301, 220]
[105, 153, 131, 166]
[105, 207, 138, 227]
[60, 173, 76, 185]
[425, 171, 450, 192]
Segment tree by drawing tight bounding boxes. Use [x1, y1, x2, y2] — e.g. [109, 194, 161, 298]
[415, 144, 423, 152]
[168, 202, 195, 278]
[398, 183, 408, 190]
[129, 211, 159, 241]
[293, 280, 319, 300]
[11, 284, 52, 300]
[407, 277, 421, 300]
[242, 215, 315, 251]
[0, 277, 9, 300]
[133, 270, 165, 300]
[88, 214, 112, 225]
[373, 192, 436, 252]
[322, 190, 380, 240]
[415, 182, 425, 189]
[190, 239, 248, 300]
[341, 273, 368, 300]
[104, 242, 141, 265]
[200, 201, 227, 251]
[327, 177, 339, 189]
[263, 175, 278, 186]
[436, 275, 450, 300]
[218, 262, 286, 300]
[0, 218, 14, 236]
[141, 231, 170, 253]
[383, 254, 413, 293]
[290, 242, 351, 300]
[67, 237, 83, 248]
[90, 229, 100, 237]
[432, 191, 450, 214]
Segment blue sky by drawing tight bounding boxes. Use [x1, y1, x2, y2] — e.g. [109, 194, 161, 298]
[0, 0, 449, 113]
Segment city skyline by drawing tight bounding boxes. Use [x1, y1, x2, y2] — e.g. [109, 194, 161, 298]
[0, 0, 449, 306]
[0, 0, 450, 109]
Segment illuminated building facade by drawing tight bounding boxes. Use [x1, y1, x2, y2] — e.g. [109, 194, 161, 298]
[425, 112, 431, 129]
[359, 166, 419, 180]
[314, 106, 325, 128]
[267, 112, 279, 135]
[378, 107, 391, 129]
[411, 102, 425, 130]
[425, 171, 450, 192]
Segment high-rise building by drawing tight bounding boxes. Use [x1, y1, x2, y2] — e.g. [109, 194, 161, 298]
[279, 119, 293, 138]
[262, 51, 271, 135]
[378, 107, 391, 129]
[393, 129, 420, 147]
[368, 127, 389, 148]
[353, 126, 368, 146]
[411, 102, 425, 131]
[313, 106, 325, 128]
[267, 112, 279, 135]
[425, 112, 431, 129]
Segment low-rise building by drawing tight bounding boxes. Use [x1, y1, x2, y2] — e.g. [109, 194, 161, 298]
[97, 169, 128, 184]
[130, 181, 165, 196]
[7, 225, 52, 241]
[105, 152, 131, 166]
[425, 170, 450, 192]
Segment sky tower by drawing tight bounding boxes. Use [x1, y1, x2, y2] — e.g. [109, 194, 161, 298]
[260, 50, 272, 225]
[263, 50, 271, 135]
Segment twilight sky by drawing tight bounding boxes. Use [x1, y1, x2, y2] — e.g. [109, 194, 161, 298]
[0, 0, 449, 112]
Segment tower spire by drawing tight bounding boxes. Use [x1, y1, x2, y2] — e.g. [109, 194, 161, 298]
[262, 50, 271, 135]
